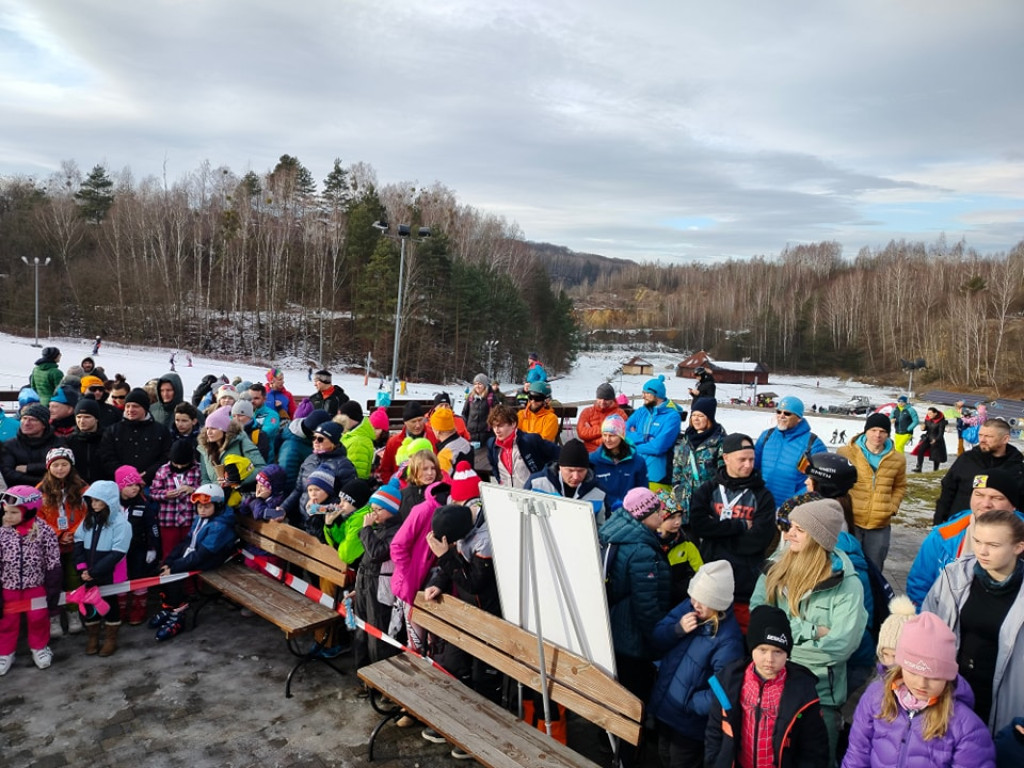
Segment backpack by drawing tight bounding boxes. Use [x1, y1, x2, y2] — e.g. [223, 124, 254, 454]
[601, 541, 622, 605]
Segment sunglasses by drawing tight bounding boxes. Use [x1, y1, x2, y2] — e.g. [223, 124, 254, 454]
[312, 435, 330, 443]
[776, 410, 795, 417]
[111, 395, 126, 401]
[88, 386, 106, 393]
[528, 395, 546, 402]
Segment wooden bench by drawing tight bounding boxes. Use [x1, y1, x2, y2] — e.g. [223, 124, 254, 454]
[358, 592, 642, 766]
[195, 517, 350, 698]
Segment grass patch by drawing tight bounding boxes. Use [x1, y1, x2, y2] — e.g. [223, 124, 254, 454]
[899, 470, 943, 529]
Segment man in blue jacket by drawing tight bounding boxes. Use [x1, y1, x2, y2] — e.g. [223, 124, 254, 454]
[625, 375, 682, 487]
[754, 396, 826, 509]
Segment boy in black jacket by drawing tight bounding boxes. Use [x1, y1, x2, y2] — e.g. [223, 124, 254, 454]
[706, 605, 828, 768]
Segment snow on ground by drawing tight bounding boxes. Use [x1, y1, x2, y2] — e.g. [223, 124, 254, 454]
[3, 333, 964, 460]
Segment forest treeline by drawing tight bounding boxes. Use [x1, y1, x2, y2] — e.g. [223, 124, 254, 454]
[569, 238, 1024, 394]
[0, 156, 579, 384]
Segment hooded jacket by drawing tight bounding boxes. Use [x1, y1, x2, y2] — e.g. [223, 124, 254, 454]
[29, 361, 64, 405]
[649, 601, 745, 739]
[72, 481, 131, 583]
[750, 550, 868, 707]
[922, 554, 1024, 733]
[389, 482, 450, 604]
[149, 372, 184, 427]
[689, 467, 777, 603]
[843, 675, 995, 768]
[590, 442, 648, 514]
[598, 507, 672, 660]
[838, 432, 908, 530]
[196, 421, 266, 491]
[525, 461, 607, 519]
[165, 505, 238, 573]
[625, 399, 683, 484]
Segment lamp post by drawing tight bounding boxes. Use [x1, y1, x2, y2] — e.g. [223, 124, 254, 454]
[372, 220, 431, 400]
[21, 256, 51, 347]
[485, 339, 499, 381]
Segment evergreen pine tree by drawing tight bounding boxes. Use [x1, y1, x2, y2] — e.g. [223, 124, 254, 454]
[75, 164, 115, 223]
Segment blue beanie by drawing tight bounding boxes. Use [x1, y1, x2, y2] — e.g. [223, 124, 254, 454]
[643, 375, 667, 400]
[692, 396, 717, 423]
[777, 396, 804, 418]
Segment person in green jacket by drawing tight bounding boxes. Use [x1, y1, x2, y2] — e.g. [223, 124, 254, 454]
[323, 478, 371, 565]
[336, 402, 375, 481]
[750, 498, 867, 766]
[29, 347, 64, 406]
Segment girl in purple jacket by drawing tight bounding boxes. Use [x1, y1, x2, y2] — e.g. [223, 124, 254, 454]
[843, 611, 995, 768]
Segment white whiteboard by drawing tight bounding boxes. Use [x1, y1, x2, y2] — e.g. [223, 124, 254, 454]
[481, 484, 616, 677]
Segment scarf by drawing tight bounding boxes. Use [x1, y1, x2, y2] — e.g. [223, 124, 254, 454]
[974, 558, 1024, 596]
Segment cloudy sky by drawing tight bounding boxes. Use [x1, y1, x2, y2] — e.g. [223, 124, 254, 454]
[1, 1, 1022, 263]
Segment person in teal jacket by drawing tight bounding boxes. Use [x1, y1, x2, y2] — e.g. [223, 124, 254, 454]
[625, 376, 683, 485]
[750, 498, 867, 766]
[29, 347, 64, 406]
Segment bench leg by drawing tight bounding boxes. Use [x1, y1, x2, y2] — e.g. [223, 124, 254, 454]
[283, 640, 347, 698]
[367, 709, 402, 762]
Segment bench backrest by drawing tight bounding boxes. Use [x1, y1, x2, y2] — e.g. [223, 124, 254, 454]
[411, 593, 642, 746]
[237, 518, 349, 584]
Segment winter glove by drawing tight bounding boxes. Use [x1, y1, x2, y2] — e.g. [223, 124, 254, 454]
[44, 564, 63, 611]
[146, 550, 157, 565]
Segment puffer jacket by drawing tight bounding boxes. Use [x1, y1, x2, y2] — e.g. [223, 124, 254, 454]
[324, 503, 369, 566]
[590, 442, 648, 514]
[755, 419, 827, 508]
[0, 518, 61, 591]
[576, 402, 627, 453]
[625, 400, 683, 485]
[649, 601, 745, 739]
[843, 675, 995, 768]
[525, 461, 607, 520]
[922, 555, 1024, 733]
[72, 481, 132, 584]
[751, 550, 868, 707]
[892, 403, 920, 436]
[1, 427, 63, 486]
[29, 361, 64, 405]
[462, 392, 496, 445]
[838, 433, 907, 530]
[281, 445, 357, 528]
[341, 417, 376, 480]
[672, 422, 726, 524]
[598, 507, 672, 660]
[164, 505, 238, 573]
[149, 372, 184, 427]
[65, 427, 106, 483]
[517, 405, 559, 443]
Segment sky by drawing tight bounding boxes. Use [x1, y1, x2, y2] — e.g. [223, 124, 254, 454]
[1, 1, 1022, 264]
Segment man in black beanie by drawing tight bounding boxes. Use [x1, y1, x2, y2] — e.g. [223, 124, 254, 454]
[377, 401, 431, 483]
[524, 438, 606, 520]
[1, 402, 61, 486]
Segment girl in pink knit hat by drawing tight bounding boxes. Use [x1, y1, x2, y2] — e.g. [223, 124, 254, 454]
[843, 611, 995, 768]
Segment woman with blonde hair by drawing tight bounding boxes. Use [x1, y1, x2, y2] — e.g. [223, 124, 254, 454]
[843, 611, 995, 768]
[750, 498, 867, 765]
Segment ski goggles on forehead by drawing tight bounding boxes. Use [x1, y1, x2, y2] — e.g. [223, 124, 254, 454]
[776, 516, 792, 533]
[190, 492, 215, 505]
[1, 489, 41, 507]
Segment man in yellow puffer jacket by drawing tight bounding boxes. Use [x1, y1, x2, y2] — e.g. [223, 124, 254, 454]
[837, 412, 906, 572]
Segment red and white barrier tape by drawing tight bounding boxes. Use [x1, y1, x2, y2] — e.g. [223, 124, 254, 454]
[3, 570, 196, 615]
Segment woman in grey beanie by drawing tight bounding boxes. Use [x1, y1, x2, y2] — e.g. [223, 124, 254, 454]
[750, 498, 868, 766]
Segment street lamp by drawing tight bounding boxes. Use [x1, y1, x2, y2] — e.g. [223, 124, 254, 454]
[372, 220, 431, 399]
[21, 256, 51, 347]
[484, 339, 499, 381]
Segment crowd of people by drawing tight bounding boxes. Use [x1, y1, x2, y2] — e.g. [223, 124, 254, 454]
[1, 348, 1023, 768]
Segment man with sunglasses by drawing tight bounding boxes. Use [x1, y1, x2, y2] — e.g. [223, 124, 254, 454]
[79, 376, 121, 429]
[517, 381, 559, 443]
[934, 417, 1024, 525]
[754, 396, 826, 510]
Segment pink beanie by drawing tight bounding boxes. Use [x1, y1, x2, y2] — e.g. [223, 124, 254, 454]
[205, 405, 233, 432]
[115, 465, 145, 489]
[368, 408, 390, 432]
[895, 612, 958, 681]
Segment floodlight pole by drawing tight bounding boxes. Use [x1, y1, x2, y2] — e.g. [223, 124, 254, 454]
[372, 222, 431, 400]
[21, 256, 51, 347]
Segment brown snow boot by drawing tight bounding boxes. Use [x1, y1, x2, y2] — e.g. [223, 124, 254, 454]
[98, 621, 121, 657]
[85, 621, 102, 655]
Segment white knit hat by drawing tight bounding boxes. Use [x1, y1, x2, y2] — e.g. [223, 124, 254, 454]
[687, 560, 735, 612]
